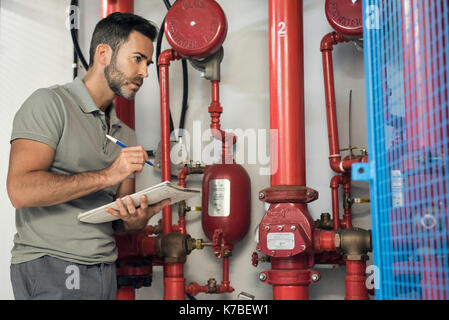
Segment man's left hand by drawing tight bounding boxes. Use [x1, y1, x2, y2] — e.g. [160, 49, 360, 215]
[106, 195, 170, 232]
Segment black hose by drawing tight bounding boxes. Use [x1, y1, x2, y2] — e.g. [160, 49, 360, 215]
[179, 59, 188, 136]
[156, 17, 175, 134]
[72, 0, 79, 79]
[156, 0, 189, 139]
[163, 0, 172, 10]
[186, 293, 197, 300]
[70, 0, 89, 71]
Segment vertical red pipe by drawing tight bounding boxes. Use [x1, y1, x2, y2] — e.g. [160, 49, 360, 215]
[268, 0, 314, 300]
[103, 0, 135, 301]
[271, 256, 310, 300]
[159, 49, 185, 300]
[321, 32, 349, 174]
[102, 0, 135, 129]
[269, 0, 305, 187]
[345, 260, 369, 300]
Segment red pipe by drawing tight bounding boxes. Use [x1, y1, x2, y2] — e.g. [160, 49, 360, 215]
[313, 229, 336, 252]
[116, 286, 136, 300]
[102, 0, 136, 301]
[267, 0, 317, 300]
[342, 172, 352, 229]
[159, 49, 184, 300]
[345, 260, 369, 300]
[269, 0, 305, 187]
[270, 256, 310, 300]
[208, 80, 235, 163]
[321, 32, 355, 174]
[102, 0, 135, 129]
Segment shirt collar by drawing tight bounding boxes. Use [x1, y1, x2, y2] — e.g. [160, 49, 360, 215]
[67, 77, 122, 127]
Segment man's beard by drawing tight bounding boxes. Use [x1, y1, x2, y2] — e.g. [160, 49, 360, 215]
[104, 57, 142, 100]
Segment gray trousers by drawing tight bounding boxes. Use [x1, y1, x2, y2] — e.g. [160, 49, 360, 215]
[10, 256, 117, 300]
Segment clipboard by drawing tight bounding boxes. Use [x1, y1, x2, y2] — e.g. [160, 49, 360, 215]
[77, 181, 201, 224]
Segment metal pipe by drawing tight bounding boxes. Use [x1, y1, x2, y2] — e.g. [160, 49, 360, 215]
[103, 0, 135, 301]
[159, 48, 184, 300]
[321, 32, 355, 174]
[101, 0, 135, 129]
[345, 260, 369, 300]
[267, 0, 317, 300]
[269, 0, 306, 186]
[208, 80, 235, 163]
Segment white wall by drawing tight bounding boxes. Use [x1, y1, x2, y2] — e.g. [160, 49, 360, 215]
[0, 0, 370, 300]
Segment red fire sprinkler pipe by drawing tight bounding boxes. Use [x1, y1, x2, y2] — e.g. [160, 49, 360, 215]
[102, 0, 135, 129]
[265, 0, 317, 300]
[320, 32, 368, 173]
[102, 0, 136, 301]
[269, 0, 305, 187]
[159, 48, 184, 300]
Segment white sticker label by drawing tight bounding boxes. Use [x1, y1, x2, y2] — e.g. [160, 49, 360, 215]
[208, 179, 230, 217]
[267, 233, 295, 250]
[391, 170, 404, 208]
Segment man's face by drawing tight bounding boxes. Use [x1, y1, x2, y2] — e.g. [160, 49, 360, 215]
[104, 30, 154, 100]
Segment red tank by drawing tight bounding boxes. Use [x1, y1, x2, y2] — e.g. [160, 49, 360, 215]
[164, 0, 228, 59]
[201, 163, 251, 245]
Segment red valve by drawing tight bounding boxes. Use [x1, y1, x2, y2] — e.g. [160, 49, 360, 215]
[212, 229, 226, 258]
[251, 252, 259, 267]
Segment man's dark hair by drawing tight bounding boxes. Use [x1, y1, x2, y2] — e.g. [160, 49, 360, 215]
[89, 12, 157, 67]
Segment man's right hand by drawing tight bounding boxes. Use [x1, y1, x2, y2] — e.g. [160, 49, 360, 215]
[106, 146, 149, 185]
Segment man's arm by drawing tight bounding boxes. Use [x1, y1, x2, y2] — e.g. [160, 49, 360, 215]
[7, 139, 148, 209]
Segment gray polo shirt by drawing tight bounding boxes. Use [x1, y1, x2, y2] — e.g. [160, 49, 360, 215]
[10, 77, 137, 265]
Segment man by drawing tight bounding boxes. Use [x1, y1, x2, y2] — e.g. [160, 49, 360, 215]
[7, 12, 169, 300]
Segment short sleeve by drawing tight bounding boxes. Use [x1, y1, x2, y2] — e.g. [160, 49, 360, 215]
[11, 88, 65, 149]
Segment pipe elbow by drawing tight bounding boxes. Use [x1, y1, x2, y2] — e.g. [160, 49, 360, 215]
[329, 157, 345, 173]
[158, 49, 182, 66]
[330, 175, 343, 188]
[320, 32, 347, 52]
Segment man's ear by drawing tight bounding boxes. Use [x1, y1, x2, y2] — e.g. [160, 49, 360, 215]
[95, 44, 112, 66]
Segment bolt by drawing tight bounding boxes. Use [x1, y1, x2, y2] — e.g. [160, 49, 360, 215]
[277, 225, 283, 231]
[190, 21, 196, 26]
[259, 192, 265, 199]
[290, 225, 296, 231]
[264, 226, 270, 231]
[259, 273, 267, 281]
[311, 274, 319, 282]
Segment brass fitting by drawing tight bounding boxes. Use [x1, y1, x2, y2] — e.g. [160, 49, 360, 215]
[191, 238, 212, 250]
[343, 193, 352, 210]
[335, 227, 372, 261]
[315, 212, 333, 229]
[155, 233, 195, 263]
[207, 278, 218, 294]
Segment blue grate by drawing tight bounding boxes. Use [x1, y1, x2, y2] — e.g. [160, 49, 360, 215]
[353, 0, 449, 299]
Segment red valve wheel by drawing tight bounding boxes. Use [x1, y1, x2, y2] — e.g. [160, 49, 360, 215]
[164, 0, 228, 59]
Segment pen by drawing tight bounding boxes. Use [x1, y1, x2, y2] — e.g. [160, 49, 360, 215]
[105, 134, 153, 166]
